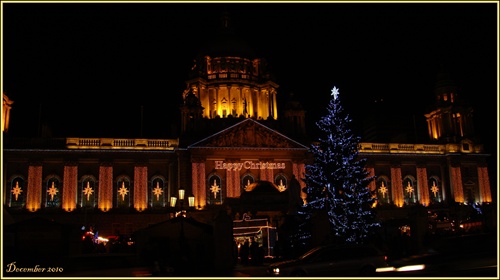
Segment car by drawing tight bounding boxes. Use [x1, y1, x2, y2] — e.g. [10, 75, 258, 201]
[267, 244, 389, 277]
[377, 233, 497, 277]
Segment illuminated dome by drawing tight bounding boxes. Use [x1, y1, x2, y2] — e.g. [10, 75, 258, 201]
[180, 11, 279, 138]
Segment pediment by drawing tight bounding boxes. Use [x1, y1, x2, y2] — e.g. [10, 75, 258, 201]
[188, 119, 307, 149]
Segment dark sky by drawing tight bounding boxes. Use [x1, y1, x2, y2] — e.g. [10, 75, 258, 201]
[2, 2, 498, 156]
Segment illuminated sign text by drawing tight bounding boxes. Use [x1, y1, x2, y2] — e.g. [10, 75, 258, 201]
[215, 160, 285, 171]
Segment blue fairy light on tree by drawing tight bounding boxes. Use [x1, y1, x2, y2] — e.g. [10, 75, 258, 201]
[301, 86, 380, 245]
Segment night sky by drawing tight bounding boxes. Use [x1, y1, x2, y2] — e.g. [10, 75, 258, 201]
[2, 2, 497, 159]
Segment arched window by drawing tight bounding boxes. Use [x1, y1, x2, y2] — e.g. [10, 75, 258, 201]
[403, 176, 417, 205]
[44, 175, 62, 208]
[8, 175, 26, 209]
[79, 175, 98, 208]
[274, 174, 287, 192]
[428, 177, 442, 203]
[463, 180, 477, 205]
[150, 176, 167, 208]
[376, 177, 391, 205]
[115, 175, 132, 208]
[241, 173, 255, 193]
[207, 174, 223, 205]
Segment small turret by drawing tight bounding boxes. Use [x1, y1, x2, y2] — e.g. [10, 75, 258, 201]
[424, 66, 475, 143]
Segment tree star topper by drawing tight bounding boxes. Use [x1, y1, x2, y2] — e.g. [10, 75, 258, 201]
[331, 86, 340, 100]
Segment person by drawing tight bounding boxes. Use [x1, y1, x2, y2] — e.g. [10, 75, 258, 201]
[250, 238, 259, 265]
[240, 239, 250, 265]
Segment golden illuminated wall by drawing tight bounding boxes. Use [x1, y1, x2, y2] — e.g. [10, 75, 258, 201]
[134, 166, 148, 212]
[293, 162, 307, 203]
[477, 166, 492, 203]
[366, 167, 376, 192]
[226, 168, 240, 198]
[390, 167, 404, 207]
[62, 165, 78, 212]
[26, 165, 42, 212]
[260, 166, 274, 182]
[2, 93, 14, 133]
[192, 162, 206, 209]
[416, 167, 430, 206]
[449, 166, 464, 203]
[98, 165, 113, 211]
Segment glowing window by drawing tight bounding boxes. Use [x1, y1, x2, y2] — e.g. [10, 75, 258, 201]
[115, 176, 132, 208]
[403, 177, 417, 205]
[207, 174, 223, 205]
[150, 176, 167, 208]
[44, 176, 62, 208]
[428, 177, 442, 203]
[241, 174, 255, 192]
[376, 177, 391, 205]
[274, 174, 287, 192]
[80, 176, 98, 208]
[9, 176, 26, 209]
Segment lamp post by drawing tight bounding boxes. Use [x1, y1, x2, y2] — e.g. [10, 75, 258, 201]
[169, 188, 195, 274]
[169, 188, 195, 217]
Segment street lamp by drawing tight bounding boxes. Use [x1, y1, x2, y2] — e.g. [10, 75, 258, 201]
[170, 188, 195, 218]
[169, 188, 196, 272]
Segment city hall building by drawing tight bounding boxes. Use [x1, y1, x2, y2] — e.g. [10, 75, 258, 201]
[2, 17, 494, 260]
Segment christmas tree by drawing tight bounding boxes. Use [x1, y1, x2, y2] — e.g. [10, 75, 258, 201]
[302, 86, 380, 244]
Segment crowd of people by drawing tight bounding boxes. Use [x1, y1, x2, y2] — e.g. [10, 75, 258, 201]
[237, 237, 265, 266]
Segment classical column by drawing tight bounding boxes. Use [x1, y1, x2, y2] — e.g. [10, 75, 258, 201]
[133, 165, 148, 212]
[477, 166, 492, 203]
[98, 164, 113, 212]
[62, 164, 78, 212]
[390, 166, 404, 207]
[416, 166, 430, 206]
[272, 90, 278, 119]
[2, 93, 14, 133]
[26, 164, 43, 212]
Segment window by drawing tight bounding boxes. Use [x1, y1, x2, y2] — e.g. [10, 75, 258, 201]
[150, 176, 167, 208]
[464, 181, 477, 204]
[428, 177, 442, 203]
[207, 174, 223, 205]
[241, 174, 255, 193]
[8, 175, 26, 209]
[376, 177, 390, 205]
[403, 176, 417, 205]
[115, 176, 132, 208]
[80, 175, 98, 208]
[44, 175, 62, 208]
[274, 174, 287, 192]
